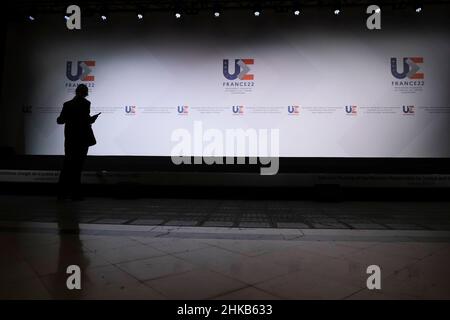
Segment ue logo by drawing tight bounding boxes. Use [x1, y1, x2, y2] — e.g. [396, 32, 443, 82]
[125, 106, 136, 114]
[232, 105, 244, 114]
[288, 106, 300, 115]
[345, 105, 358, 115]
[391, 57, 424, 79]
[403, 105, 415, 114]
[223, 59, 254, 80]
[22, 105, 32, 113]
[177, 106, 189, 114]
[66, 61, 95, 81]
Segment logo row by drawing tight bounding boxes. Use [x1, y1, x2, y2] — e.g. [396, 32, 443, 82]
[21, 105, 418, 115]
[65, 56, 424, 83]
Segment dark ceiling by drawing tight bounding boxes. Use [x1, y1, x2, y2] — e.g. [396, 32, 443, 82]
[5, 0, 449, 14]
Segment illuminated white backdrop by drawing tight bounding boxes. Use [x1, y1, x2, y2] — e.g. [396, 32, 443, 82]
[1, 8, 449, 157]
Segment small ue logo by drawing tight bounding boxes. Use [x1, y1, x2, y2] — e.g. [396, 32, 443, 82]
[125, 106, 136, 114]
[232, 105, 244, 115]
[177, 105, 189, 115]
[402, 105, 415, 115]
[288, 105, 300, 115]
[345, 105, 357, 115]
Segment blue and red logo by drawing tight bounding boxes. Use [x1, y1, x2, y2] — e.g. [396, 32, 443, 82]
[391, 57, 424, 79]
[345, 105, 357, 115]
[232, 105, 244, 115]
[177, 105, 189, 115]
[125, 106, 136, 114]
[288, 106, 300, 115]
[223, 59, 254, 80]
[66, 60, 95, 81]
[402, 105, 415, 114]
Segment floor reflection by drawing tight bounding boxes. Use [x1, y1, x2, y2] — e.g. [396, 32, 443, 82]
[44, 201, 91, 298]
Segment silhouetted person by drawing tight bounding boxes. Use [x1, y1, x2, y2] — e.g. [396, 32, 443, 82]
[57, 84, 100, 200]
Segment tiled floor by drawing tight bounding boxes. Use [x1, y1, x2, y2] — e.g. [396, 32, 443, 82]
[1, 195, 450, 230]
[1, 195, 450, 299]
[0, 210, 449, 299]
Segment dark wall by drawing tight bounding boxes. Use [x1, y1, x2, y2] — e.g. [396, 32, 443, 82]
[0, 11, 12, 156]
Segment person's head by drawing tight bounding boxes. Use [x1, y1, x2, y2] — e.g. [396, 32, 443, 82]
[75, 84, 88, 98]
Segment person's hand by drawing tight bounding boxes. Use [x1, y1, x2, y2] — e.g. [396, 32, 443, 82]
[91, 112, 101, 122]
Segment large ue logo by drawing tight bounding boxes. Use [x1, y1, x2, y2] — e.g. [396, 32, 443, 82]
[390, 57, 423, 79]
[223, 59, 254, 80]
[66, 61, 95, 81]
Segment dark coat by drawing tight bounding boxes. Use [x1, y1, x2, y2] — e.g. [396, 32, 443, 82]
[57, 96, 96, 148]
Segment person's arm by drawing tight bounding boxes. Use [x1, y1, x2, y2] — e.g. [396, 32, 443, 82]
[56, 104, 67, 124]
[87, 101, 98, 123]
[90, 113, 100, 123]
[86, 100, 101, 123]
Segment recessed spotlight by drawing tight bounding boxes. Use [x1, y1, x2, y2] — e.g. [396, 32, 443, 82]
[101, 15, 107, 21]
[214, 11, 220, 18]
[294, 10, 300, 16]
[415, 7, 422, 13]
[254, 11, 260, 17]
[137, 13, 143, 20]
[175, 12, 181, 19]
[334, 9, 340, 15]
